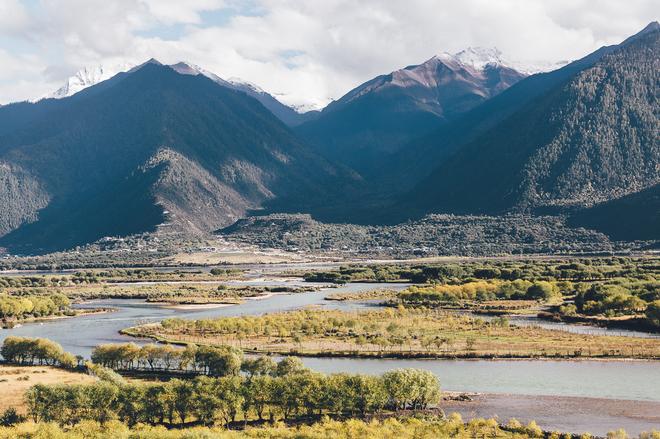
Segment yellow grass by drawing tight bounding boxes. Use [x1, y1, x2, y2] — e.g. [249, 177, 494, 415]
[130, 308, 660, 359]
[0, 366, 96, 414]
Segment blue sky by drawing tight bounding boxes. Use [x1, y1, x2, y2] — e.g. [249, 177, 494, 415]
[0, 0, 656, 107]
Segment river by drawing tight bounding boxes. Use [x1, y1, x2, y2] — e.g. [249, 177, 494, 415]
[1, 278, 659, 434]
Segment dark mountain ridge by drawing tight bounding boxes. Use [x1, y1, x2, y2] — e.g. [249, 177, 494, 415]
[295, 49, 527, 174]
[0, 62, 350, 253]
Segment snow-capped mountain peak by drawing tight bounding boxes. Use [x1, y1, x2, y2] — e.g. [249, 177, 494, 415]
[434, 47, 568, 74]
[455, 47, 505, 70]
[168, 61, 231, 87]
[46, 63, 133, 99]
[435, 47, 506, 71]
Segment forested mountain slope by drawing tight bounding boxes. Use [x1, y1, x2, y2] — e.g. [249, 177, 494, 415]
[0, 62, 349, 253]
[568, 183, 660, 241]
[401, 23, 659, 217]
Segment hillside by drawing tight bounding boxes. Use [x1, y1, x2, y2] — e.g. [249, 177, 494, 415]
[568, 183, 660, 241]
[0, 61, 348, 253]
[401, 23, 659, 217]
[219, 213, 615, 258]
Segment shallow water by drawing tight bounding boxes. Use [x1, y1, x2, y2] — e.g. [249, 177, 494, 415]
[297, 356, 660, 401]
[1, 280, 659, 403]
[0, 282, 404, 357]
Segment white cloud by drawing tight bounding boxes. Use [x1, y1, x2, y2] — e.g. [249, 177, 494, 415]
[0, 0, 656, 107]
[141, 0, 227, 25]
[0, 0, 29, 34]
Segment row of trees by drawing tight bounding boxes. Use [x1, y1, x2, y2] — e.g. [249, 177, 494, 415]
[26, 368, 441, 427]
[91, 343, 244, 376]
[1, 336, 77, 368]
[91, 343, 368, 378]
[303, 257, 657, 285]
[0, 293, 71, 320]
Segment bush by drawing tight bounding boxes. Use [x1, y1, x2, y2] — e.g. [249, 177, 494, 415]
[0, 407, 24, 426]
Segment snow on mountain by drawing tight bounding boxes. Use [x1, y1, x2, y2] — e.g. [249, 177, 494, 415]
[45, 61, 269, 103]
[440, 47, 506, 70]
[43, 60, 312, 125]
[165, 62, 315, 124]
[45, 63, 134, 99]
[168, 61, 231, 87]
[227, 77, 266, 94]
[437, 47, 568, 75]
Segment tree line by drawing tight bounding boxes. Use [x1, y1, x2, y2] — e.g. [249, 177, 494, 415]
[303, 257, 658, 284]
[0, 293, 71, 320]
[1, 336, 77, 368]
[25, 367, 440, 427]
[91, 343, 243, 376]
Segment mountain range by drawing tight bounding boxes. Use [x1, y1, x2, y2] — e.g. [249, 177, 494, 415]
[401, 21, 659, 216]
[295, 47, 530, 173]
[0, 60, 354, 253]
[0, 22, 658, 254]
[43, 61, 315, 127]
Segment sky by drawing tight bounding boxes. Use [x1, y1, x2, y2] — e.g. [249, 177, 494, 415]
[0, 0, 657, 108]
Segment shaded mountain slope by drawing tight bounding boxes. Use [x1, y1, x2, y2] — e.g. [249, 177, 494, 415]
[296, 48, 526, 173]
[0, 62, 348, 253]
[568, 183, 660, 241]
[379, 42, 633, 195]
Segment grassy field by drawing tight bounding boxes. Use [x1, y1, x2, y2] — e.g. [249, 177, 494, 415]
[0, 366, 97, 413]
[126, 308, 660, 359]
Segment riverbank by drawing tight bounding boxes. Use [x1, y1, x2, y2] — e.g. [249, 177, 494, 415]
[1, 307, 112, 328]
[442, 392, 660, 437]
[537, 311, 660, 334]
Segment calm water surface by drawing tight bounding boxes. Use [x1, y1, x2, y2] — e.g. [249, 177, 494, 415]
[2, 280, 659, 402]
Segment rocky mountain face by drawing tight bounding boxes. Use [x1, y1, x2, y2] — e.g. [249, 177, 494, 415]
[0, 61, 349, 253]
[401, 24, 659, 221]
[295, 47, 527, 173]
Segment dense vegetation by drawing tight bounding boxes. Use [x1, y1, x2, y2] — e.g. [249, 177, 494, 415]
[404, 27, 659, 220]
[304, 257, 659, 284]
[307, 258, 660, 328]
[24, 368, 440, 426]
[0, 414, 629, 439]
[399, 280, 560, 304]
[222, 213, 624, 258]
[129, 308, 660, 359]
[0, 294, 71, 322]
[1, 337, 77, 369]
